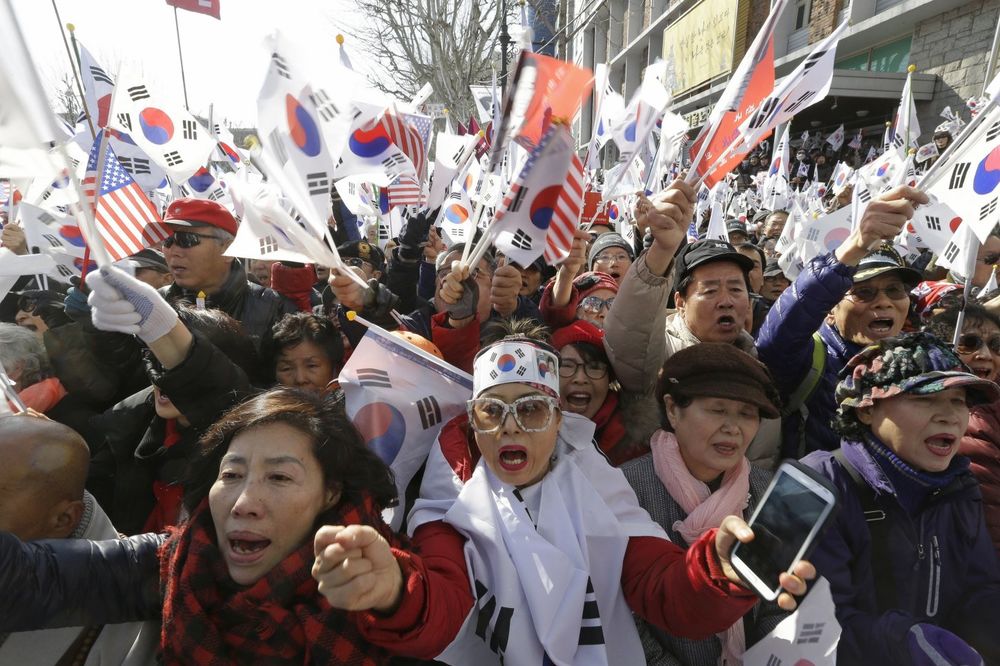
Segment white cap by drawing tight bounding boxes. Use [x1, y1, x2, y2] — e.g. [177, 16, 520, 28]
[473, 340, 561, 398]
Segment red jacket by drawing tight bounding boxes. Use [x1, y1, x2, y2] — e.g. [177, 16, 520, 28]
[961, 400, 1000, 560]
[354, 415, 757, 657]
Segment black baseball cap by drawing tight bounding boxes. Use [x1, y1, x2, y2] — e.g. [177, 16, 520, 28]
[672, 239, 755, 289]
[853, 242, 921, 285]
[762, 260, 786, 278]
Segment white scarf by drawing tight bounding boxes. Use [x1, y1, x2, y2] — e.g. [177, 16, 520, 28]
[411, 412, 667, 666]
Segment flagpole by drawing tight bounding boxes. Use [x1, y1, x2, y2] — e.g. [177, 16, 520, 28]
[49, 1, 94, 139]
[65, 23, 97, 140]
[985, 12, 1000, 96]
[172, 7, 190, 110]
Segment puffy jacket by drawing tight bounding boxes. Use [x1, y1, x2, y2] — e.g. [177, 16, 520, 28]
[801, 439, 1000, 665]
[756, 251, 862, 457]
[87, 331, 253, 534]
[159, 259, 297, 348]
[961, 399, 1000, 561]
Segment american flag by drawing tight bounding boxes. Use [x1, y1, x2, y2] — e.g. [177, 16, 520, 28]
[543, 153, 584, 265]
[0, 180, 10, 206]
[386, 174, 424, 207]
[82, 132, 171, 261]
[380, 112, 428, 182]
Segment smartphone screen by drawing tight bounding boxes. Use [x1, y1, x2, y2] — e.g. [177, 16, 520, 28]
[737, 469, 831, 593]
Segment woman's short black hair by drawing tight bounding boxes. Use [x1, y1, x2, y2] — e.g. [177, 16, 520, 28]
[923, 303, 1000, 342]
[561, 341, 615, 382]
[174, 307, 262, 383]
[262, 312, 345, 382]
[184, 387, 397, 515]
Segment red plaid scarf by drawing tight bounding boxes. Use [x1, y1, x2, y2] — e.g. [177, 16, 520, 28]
[159, 496, 394, 665]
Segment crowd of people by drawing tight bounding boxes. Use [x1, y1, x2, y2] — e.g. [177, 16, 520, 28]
[0, 156, 998, 666]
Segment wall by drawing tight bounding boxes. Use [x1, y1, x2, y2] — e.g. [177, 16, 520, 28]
[910, 0, 1000, 132]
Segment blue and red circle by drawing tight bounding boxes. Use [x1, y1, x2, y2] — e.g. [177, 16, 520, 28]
[529, 185, 561, 230]
[188, 167, 215, 193]
[138, 107, 174, 145]
[285, 94, 322, 158]
[496, 354, 516, 372]
[973, 145, 1000, 195]
[355, 402, 407, 464]
[348, 125, 391, 158]
[444, 204, 469, 224]
[59, 224, 86, 248]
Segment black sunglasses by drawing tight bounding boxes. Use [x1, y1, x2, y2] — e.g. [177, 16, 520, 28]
[957, 333, 1000, 355]
[846, 283, 909, 303]
[163, 230, 218, 249]
[980, 252, 1000, 265]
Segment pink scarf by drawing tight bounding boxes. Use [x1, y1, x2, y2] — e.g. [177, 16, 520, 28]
[650, 429, 751, 666]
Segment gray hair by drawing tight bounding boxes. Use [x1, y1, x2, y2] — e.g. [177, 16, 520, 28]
[0, 323, 51, 388]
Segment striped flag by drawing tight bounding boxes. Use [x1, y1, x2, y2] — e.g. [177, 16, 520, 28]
[380, 111, 428, 181]
[543, 152, 584, 265]
[81, 131, 170, 261]
[386, 174, 424, 208]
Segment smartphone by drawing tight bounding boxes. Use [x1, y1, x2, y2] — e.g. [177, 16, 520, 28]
[730, 460, 838, 601]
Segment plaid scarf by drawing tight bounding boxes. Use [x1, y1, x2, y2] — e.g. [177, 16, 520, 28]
[159, 497, 393, 666]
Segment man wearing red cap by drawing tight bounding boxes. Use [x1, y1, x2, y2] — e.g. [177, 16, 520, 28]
[158, 199, 296, 345]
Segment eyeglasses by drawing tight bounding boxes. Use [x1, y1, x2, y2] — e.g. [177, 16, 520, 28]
[343, 257, 374, 270]
[467, 395, 560, 434]
[956, 333, 1000, 355]
[578, 295, 615, 314]
[594, 252, 630, 265]
[845, 283, 909, 303]
[979, 252, 1000, 265]
[558, 358, 609, 379]
[163, 230, 218, 249]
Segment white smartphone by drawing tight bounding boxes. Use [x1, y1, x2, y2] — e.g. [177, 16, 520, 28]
[730, 460, 838, 601]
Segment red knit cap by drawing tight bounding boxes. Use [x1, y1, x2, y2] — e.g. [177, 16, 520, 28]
[551, 319, 604, 351]
[573, 271, 619, 300]
[163, 198, 239, 236]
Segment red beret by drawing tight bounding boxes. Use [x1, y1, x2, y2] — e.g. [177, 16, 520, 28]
[552, 319, 604, 352]
[163, 198, 239, 236]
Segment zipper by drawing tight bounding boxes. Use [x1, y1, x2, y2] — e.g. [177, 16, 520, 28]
[925, 535, 941, 617]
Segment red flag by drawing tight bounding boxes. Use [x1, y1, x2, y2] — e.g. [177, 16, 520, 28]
[513, 52, 593, 150]
[165, 0, 220, 19]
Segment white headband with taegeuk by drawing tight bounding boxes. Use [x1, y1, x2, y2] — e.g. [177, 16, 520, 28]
[473, 341, 561, 398]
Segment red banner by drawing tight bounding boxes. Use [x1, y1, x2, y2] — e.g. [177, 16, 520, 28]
[166, 0, 220, 20]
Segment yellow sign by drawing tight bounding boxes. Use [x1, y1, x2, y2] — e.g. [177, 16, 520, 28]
[662, 0, 740, 94]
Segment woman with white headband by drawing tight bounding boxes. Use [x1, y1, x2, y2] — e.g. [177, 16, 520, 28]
[311, 333, 815, 665]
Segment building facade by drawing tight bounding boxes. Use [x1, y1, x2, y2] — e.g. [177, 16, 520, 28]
[546, 0, 999, 153]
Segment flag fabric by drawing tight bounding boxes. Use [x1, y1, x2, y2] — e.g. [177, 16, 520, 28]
[109, 69, 217, 182]
[81, 132, 171, 261]
[796, 200, 853, 263]
[865, 146, 878, 163]
[181, 166, 228, 203]
[492, 124, 580, 267]
[908, 201, 962, 257]
[741, 577, 840, 665]
[426, 132, 478, 210]
[916, 141, 939, 163]
[892, 68, 921, 149]
[688, 0, 787, 188]
[605, 69, 671, 194]
[825, 124, 845, 151]
[543, 152, 584, 265]
[339, 325, 473, 531]
[858, 149, 904, 194]
[165, 0, 220, 19]
[18, 202, 87, 259]
[381, 111, 429, 181]
[923, 103, 1000, 242]
[830, 161, 854, 195]
[848, 129, 863, 150]
[75, 42, 115, 131]
[469, 85, 495, 123]
[436, 158, 480, 245]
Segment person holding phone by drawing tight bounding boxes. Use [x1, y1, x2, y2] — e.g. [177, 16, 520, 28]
[621, 342, 790, 665]
[313, 329, 815, 664]
[802, 331, 1000, 666]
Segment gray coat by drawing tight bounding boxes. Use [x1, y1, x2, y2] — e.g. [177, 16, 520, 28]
[621, 454, 788, 665]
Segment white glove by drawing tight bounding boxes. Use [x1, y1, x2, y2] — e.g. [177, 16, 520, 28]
[86, 264, 179, 344]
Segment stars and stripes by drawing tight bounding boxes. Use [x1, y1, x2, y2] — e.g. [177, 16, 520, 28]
[380, 111, 428, 181]
[81, 132, 170, 261]
[387, 174, 424, 207]
[543, 153, 584, 265]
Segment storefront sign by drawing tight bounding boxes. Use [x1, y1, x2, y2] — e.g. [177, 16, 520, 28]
[662, 0, 740, 94]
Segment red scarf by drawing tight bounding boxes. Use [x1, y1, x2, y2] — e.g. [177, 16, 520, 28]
[159, 497, 393, 665]
[18, 377, 67, 413]
[591, 392, 643, 466]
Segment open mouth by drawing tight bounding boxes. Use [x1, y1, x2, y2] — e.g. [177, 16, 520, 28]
[564, 392, 592, 412]
[712, 442, 739, 456]
[924, 434, 956, 457]
[716, 315, 737, 329]
[970, 366, 994, 379]
[498, 446, 529, 472]
[868, 317, 894, 336]
[227, 535, 272, 563]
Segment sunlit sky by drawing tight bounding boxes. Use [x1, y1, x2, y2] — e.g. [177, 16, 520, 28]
[14, 0, 368, 127]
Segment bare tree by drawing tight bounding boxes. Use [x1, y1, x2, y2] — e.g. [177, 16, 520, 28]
[347, 0, 512, 122]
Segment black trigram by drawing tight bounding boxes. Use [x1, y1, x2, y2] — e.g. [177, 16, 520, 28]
[506, 184, 527, 213]
[307, 171, 330, 196]
[55, 264, 74, 278]
[925, 215, 941, 231]
[163, 151, 183, 167]
[309, 89, 341, 122]
[943, 242, 960, 263]
[802, 48, 827, 73]
[451, 145, 468, 163]
[268, 129, 289, 165]
[377, 223, 390, 241]
[578, 578, 605, 646]
[510, 228, 532, 250]
[271, 52, 291, 79]
[117, 113, 133, 132]
[357, 368, 391, 388]
[416, 395, 441, 429]
[381, 154, 409, 171]
[514, 348, 525, 358]
[950, 162, 971, 189]
[857, 187, 872, 203]
[90, 65, 113, 86]
[748, 96, 779, 130]
[489, 369, 499, 379]
[473, 580, 513, 656]
[37, 211, 55, 224]
[805, 227, 820, 242]
[980, 198, 998, 221]
[784, 91, 816, 115]
[987, 121, 1000, 142]
[766, 656, 782, 666]
[207, 188, 224, 201]
[796, 621, 825, 644]
[119, 157, 151, 175]
[182, 120, 198, 140]
[515, 366, 527, 376]
[127, 85, 150, 102]
[41, 189, 52, 201]
[259, 236, 278, 254]
[41, 233, 62, 248]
